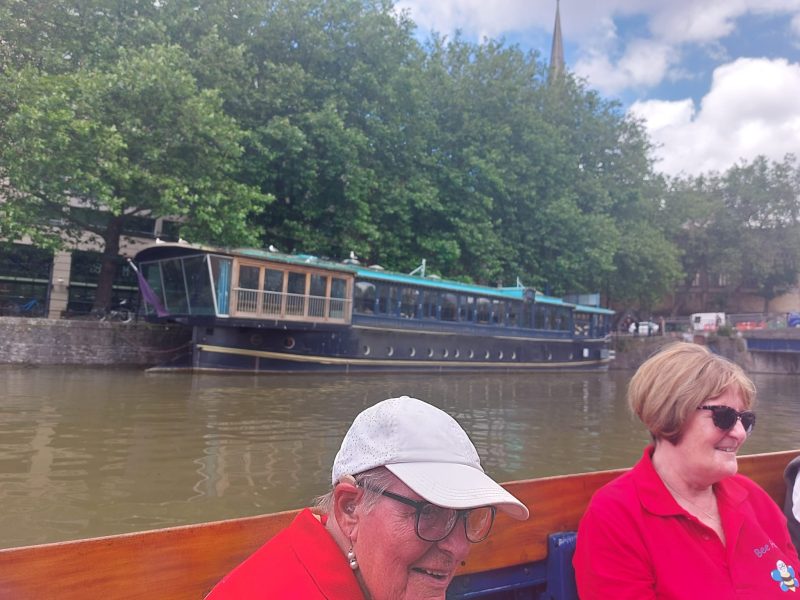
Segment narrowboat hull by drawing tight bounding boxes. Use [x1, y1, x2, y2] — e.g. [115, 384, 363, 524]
[152, 319, 611, 373]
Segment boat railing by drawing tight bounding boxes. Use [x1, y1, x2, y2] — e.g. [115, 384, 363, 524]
[231, 287, 351, 323]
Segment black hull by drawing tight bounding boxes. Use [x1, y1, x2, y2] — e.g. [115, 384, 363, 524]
[149, 320, 611, 373]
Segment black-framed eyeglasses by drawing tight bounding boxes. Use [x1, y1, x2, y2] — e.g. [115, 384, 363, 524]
[698, 405, 756, 435]
[370, 488, 496, 543]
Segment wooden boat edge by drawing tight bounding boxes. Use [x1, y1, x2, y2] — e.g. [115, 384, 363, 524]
[0, 449, 796, 599]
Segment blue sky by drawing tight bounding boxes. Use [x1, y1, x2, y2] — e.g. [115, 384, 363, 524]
[396, 0, 800, 177]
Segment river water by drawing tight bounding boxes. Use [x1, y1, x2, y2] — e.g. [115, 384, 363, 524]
[1, 366, 798, 549]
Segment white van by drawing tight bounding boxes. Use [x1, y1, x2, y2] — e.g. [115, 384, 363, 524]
[691, 312, 725, 332]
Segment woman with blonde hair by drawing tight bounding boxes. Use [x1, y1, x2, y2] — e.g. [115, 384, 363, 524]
[574, 342, 799, 598]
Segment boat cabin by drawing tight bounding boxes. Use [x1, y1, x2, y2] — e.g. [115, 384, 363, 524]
[135, 245, 355, 325]
[135, 243, 612, 339]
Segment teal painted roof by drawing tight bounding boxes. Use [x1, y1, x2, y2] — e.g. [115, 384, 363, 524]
[137, 242, 613, 315]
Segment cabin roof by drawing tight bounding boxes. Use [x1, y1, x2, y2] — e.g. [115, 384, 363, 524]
[134, 242, 614, 314]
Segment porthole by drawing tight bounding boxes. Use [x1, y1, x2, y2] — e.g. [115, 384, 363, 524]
[469, 349, 475, 359]
[498, 351, 504, 360]
[427, 347, 434, 358]
[511, 351, 517, 360]
[409, 347, 416, 357]
[284, 337, 296, 350]
[442, 349, 449, 358]
[387, 346, 394, 357]
[569, 352, 573, 360]
[454, 349, 460, 358]
[484, 350, 491, 359]
[547, 352, 553, 361]
[362, 345, 371, 356]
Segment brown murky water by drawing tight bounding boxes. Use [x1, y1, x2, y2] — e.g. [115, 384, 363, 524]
[1, 366, 798, 548]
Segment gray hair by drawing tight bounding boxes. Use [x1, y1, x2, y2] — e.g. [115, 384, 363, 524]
[314, 466, 397, 514]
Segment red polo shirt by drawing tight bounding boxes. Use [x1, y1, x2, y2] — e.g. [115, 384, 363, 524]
[205, 508, 366, 599]
[574, 446, 800, 599]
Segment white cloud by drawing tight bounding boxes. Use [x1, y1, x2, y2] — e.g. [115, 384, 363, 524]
[574, 38, 675, 95]
[395, 0, 551, 40]
[629, 58, 800, 176]
[399, 0, 800, 176]
[400, 0, 800, 94]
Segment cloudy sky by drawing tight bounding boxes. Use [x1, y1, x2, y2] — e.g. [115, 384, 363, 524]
[397, 0, 800, 178]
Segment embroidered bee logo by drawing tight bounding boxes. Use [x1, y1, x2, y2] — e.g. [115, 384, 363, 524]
[771, 560, 799, 592]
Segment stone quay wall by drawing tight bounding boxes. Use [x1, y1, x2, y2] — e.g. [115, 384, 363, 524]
[2, 317, 797, 373]
[0, 317, 191, 367]
[610, 331, 800, 374]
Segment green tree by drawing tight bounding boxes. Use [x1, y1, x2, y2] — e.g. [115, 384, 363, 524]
[0, 45, 270, 309]
[0, 0, 688, 310]
[666, 155, 800, 312]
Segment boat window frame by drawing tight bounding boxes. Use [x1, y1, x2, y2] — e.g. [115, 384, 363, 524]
[230, 257, 352, 324]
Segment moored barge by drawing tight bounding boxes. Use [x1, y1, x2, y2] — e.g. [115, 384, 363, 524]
[133, 243, 614, 373]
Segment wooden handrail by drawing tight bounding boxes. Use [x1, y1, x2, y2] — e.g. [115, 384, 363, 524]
[1, 448, 796, 600]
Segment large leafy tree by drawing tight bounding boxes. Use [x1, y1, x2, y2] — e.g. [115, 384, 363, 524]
[0, 45, 270, 309]
[666, 155, 800, 312]
[1, 0, 689, 310]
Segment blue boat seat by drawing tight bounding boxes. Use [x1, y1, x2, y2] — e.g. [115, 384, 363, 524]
[447, 531, 578, 600]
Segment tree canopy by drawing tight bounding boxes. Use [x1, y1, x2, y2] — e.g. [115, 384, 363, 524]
[665, 155, 800, 313]
[10, 0, 797, 315]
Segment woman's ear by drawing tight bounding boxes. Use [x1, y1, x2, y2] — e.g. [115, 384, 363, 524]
[332, 480, 363, 539]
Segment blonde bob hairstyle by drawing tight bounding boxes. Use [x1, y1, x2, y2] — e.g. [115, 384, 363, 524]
[628, 342, 755, 444]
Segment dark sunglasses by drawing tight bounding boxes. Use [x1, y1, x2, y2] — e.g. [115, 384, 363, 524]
[364, 487, 495, 543]
[697, 405, 756, 435]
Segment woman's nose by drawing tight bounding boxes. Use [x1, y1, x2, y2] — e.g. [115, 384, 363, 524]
[729, 418, 748, 440]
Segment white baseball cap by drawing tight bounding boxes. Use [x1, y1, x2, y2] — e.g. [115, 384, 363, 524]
[332, 396, 529, 520]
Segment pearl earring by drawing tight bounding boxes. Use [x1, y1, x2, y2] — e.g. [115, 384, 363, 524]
[347, 546, 359, 571]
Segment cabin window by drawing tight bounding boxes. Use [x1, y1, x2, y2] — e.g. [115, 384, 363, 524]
[183, 256, 215, 315]
[286, 271, 307, 315]
[544, 307, 554, 329]
[354, 281, 376, 314]
[376, 285, 399, 316]
[260, 269, 283, 315]
[236, 265, 260, 313]
[574, 312, 591, 336]
[141, 262, 166, 314]
[239, 265, 260, 289]
[534, 304, 546, 329]
[555, 307, 570, 331]
[421, 290, 438, 319]
[476, 297, 491, 324]
[400, 288, 419, 318]
[330, 277, 347, 318]
[162, 258, 189, 313]
[440, 293, 458, 321]
[309, 274, 327, 317]
[524, 303, 535, 329]
[492, 299, 505, 325]
[210, 257, 231, 315]
[506, 301, 519, 327]
[459, 296, 475, 322]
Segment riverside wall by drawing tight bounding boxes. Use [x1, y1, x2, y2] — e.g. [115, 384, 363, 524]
[1, 317, 797, 373]
[610, 331, 800, 374]
[0, 317, 191, 367]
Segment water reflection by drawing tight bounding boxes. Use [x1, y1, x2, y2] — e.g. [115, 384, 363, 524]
[1, 367, 798, 548]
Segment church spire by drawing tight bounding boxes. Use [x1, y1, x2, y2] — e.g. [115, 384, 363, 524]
[548, 0, 565, 82]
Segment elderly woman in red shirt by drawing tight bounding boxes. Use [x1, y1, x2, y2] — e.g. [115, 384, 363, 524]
[574, 342, 799, 598]
[205, 396, 528, 599]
